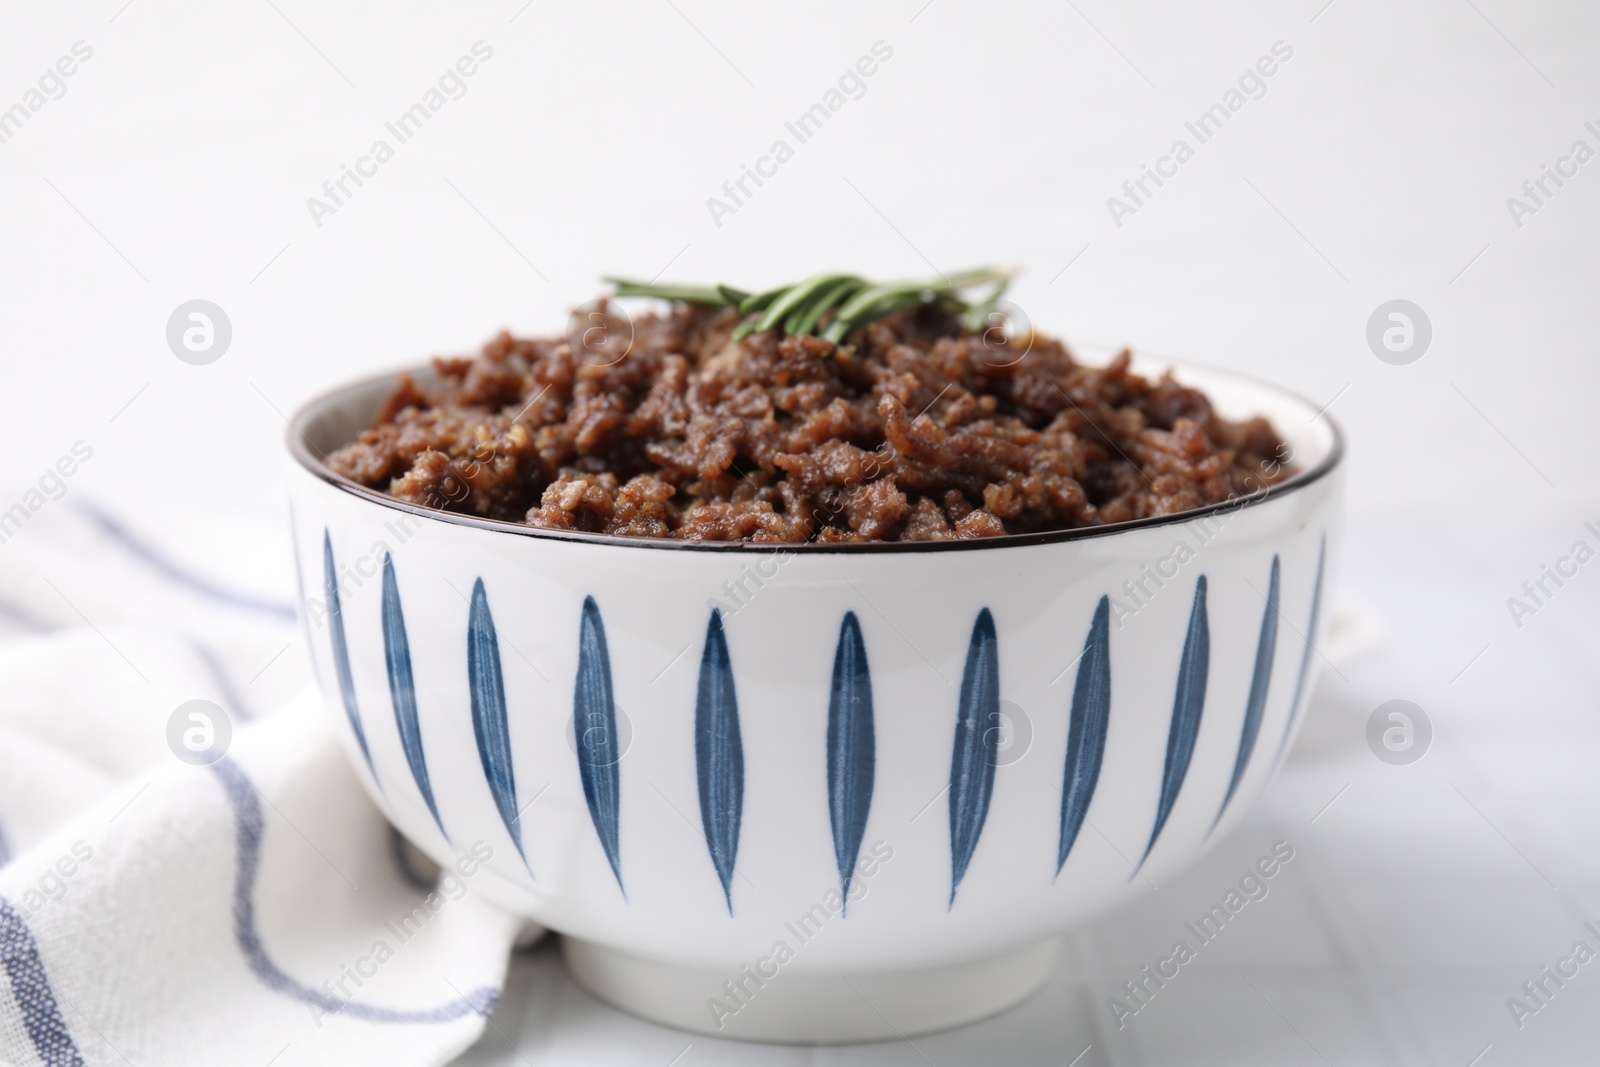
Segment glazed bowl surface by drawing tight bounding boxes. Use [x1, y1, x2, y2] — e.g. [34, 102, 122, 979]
[286, 355, 1342, 1039]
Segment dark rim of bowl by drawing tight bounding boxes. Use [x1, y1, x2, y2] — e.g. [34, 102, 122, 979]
[287, 361, 1344, 554]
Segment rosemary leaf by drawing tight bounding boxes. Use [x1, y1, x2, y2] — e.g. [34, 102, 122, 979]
[783, 304, 809, 337]
[755, 273, 861, 334]
[825, 290, 926, 343]
[831, 280, 932, 329]
[737, 285, 789, 315]
[604, 277, 729, 305]
[791, 276, 862, 337]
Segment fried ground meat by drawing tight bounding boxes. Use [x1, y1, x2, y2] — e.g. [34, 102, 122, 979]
[327, 302, 1294, 542]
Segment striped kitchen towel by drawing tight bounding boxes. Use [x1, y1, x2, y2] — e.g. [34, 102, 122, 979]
[0, 500, 526, 1066]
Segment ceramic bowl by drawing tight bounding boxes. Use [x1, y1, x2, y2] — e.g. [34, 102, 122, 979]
[285, 356, 1343, 1042]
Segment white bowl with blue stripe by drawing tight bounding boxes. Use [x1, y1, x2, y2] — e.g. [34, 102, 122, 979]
[286, 357, 1343, 1043]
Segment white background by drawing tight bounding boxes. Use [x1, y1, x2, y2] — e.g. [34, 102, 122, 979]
[2, 1, 1598, 1063]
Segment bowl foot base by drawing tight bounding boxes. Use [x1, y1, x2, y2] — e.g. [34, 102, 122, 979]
[560, 935, 1060, 1044]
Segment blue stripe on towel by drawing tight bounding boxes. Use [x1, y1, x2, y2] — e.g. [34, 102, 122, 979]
[208, 758, 499, 1023]
[0, 894, 85, 1066]
[0, 594, 54, 635]
[73, 502, 296, 621]
[190, 640, 256, 723]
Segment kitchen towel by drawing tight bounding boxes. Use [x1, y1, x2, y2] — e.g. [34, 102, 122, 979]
[0, 501, 526, 1067]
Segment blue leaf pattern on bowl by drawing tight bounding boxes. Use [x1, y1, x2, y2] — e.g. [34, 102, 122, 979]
[334, 552, 1318, 899]
[1214, 557, 1280, 831]
[827, 611, 875, 914]
[1057, 596, 1111, 877]
[381, 555, 446, 839]
[695, 609, 744, 914]
[468, 578, 529, 874]
[323, 531, 375, 783]
[575, 596, 624, 895]
[949, 608, 1000, 905]
[1137, 576, 1209, 874]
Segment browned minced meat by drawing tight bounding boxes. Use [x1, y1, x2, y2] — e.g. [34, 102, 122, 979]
[327, 303, 1294, 543]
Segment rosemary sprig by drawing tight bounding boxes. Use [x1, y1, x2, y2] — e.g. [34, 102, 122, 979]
[603, 267, 1015, 344]
[606, 279, 729, 305]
